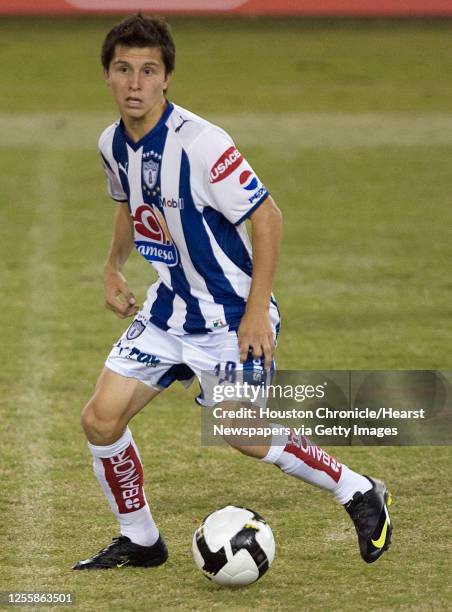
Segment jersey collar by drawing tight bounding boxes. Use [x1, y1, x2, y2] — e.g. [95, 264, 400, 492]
[119, 101, 174, 150]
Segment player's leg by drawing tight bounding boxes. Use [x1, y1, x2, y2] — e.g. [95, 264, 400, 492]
[81, 366, 161, 536]
[189, 328, 392, 564]
[81, 368, 161, 548]
[74, 368, 168, 570]
[73, 315, 187, 570]
[219, 409, 371, 504]
[230, 424, 392, 564]
[81, 366, 160, 445]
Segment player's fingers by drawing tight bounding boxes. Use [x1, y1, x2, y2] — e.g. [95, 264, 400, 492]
[125, 304, 140, 317]
[105, 294, 132, 317]
[262, 339, 273, 370]
[116, 284, 137, 307]
[118, 299, 139, 318]
[123, 287, 137, 305]
[116, 299, 139, 318]
[239, 334, 251, 363]
[126, 293, 137, 306]
[268, 332, 275, 353]
[239, 346, 250, 363]
[105, 296, 118, 312]
[252, 342, 263, 359]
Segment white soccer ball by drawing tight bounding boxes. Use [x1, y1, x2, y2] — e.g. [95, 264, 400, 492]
[192, 505, 275, 586]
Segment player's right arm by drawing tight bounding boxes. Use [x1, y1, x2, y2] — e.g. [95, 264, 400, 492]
[104, 202, 139, 319]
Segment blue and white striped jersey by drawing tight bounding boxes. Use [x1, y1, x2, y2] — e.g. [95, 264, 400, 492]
[99, 102, 280, 335]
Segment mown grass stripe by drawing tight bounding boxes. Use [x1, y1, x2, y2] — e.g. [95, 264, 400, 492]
[2, 112, 452, 150]
[8, 150, 63, 584]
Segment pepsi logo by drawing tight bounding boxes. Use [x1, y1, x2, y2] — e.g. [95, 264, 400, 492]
[239, 170, 259, 191]
[209, 146, 244, 183]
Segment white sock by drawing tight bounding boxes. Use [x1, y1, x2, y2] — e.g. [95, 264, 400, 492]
[88, 427, 160, 546]
[262, 428, 372, 504]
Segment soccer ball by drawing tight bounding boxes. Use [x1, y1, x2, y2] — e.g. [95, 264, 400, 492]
[192, 505, 275, 586]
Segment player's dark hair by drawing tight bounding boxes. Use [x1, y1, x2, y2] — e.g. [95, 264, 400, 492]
[101, 13, 175, 76]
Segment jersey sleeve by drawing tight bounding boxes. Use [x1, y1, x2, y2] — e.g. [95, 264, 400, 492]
[190, 127, 269, 225]
[100, 152, 127, 202]
[98, 124, 127, 203]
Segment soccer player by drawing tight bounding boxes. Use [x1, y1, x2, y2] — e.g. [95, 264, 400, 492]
[73, 14, 392, 570]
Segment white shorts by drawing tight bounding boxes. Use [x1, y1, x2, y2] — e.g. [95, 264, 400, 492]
[105, 308, 277, 407]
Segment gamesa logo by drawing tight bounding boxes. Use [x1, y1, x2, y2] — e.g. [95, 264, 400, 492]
[68, 1, 247, 9]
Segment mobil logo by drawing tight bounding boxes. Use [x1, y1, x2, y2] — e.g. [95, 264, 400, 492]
[209, 146, 244, 183]
[239, 170, 259, 191]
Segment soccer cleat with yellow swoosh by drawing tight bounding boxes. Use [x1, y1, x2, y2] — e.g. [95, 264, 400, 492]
[344, 476, 392, 563]
[72, 534, 168, 570]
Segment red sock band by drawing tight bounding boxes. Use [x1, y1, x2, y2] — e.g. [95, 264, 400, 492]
[284, 431, 343, 483]
[101, 443, 146, 514]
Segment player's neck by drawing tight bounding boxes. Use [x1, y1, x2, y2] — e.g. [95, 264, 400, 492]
[122, 98, 168, 143]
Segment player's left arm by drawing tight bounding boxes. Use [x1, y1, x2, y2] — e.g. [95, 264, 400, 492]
[238, 195, 282, 369]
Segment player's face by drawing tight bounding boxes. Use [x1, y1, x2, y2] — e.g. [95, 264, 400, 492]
[105, 45, 172, 124]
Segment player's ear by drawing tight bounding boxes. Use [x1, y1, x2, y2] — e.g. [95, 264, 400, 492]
[104, 67, 111, 87]
[163, 71, 173, 92]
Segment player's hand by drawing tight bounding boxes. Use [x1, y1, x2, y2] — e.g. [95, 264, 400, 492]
[237, 308, 274, 370]
[104, 267, 139, 319]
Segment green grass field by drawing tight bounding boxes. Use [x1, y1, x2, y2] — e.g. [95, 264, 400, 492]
[0, 17, 451, 611]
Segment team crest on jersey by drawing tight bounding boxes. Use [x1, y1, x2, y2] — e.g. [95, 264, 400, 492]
[143, 159, 159, 190]
[126, 319, 146, 340]
[133, 204, 178, 266]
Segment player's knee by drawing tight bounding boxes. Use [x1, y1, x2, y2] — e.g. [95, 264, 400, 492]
[80, 399, 123, 445]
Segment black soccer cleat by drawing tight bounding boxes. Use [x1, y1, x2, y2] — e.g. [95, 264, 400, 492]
[344, 476, 393, 564]
[72, 534, 168, 570]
